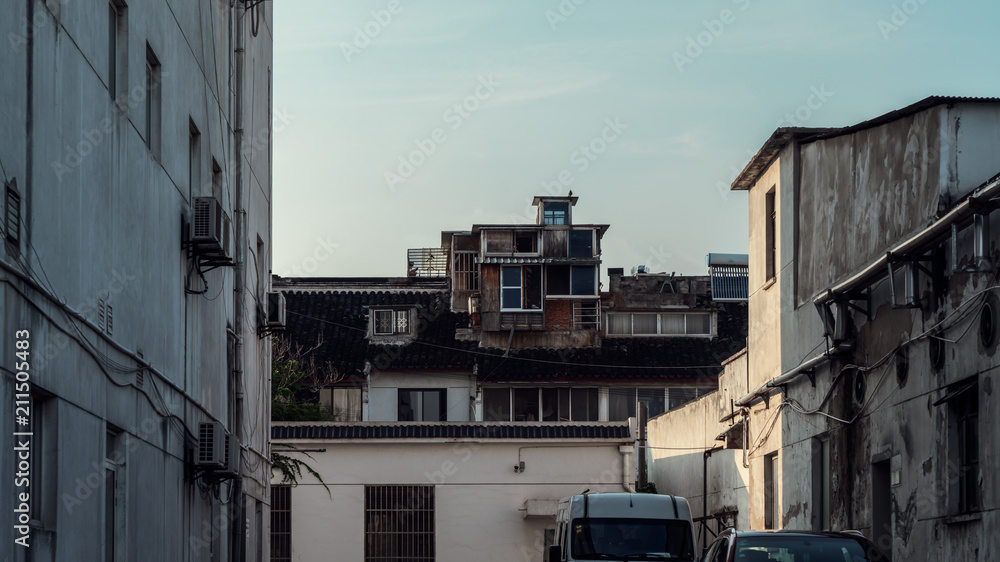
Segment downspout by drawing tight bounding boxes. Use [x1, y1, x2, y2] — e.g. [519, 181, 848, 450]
[702, 446, 723, 553]
[231, 1, 246, 560]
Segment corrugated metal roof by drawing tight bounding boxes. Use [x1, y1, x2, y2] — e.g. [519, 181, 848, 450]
[272, 422, 632, 440]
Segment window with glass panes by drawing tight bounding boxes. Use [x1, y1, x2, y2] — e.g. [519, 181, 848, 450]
[606, 312, 712, 336]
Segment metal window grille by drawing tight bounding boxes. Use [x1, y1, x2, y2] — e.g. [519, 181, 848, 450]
[374, 310, 409, 335]
[5, 180, 20, 246]
[572, 299, 600, 330]
[956, 385, 980, 513]
[365, 485, 435, 562]
[270, 485, 291, 562]
[453, 251, 479, 291]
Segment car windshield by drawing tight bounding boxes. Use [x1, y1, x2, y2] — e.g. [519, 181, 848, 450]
[571, 518, 695, 561]
[734, 535, 873, 562]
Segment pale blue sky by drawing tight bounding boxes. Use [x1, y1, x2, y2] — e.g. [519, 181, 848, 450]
[272, 0, 1000, 280]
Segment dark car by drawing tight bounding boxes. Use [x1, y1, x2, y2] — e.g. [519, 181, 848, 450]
[702, 529, 886, 562]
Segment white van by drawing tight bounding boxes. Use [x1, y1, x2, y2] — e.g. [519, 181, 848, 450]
[548, 493, 697, 562]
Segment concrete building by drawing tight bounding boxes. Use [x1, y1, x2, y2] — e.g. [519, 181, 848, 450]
[269, 196, 748, 561]
[647, 96, 1000, 561]
[0, 1, 273, 560]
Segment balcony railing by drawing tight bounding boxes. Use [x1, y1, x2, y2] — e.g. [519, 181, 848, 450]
[407, 248, 448, 277]
[573, 299, 601, 330]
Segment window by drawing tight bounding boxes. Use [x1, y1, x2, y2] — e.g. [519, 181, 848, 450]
[320, 387, 362, 421]
[144, 45, 161, 156]
[514, 231, 538, 253]
[943, 378, 980, 514]
[812, 437, 830, 530]
[764, 452, 778, 529]
[105, 428, 125, 562]
[513, 388, 540, 421]
[398, 389, 446, 421]
[543, 201, 569, 225]
[570, 265, 596, 295]
[189, 120, 200, 194]
[212, 159, 223, 202]
[501, 266, 541, 310]
[6, 179, 21, 251]
[108, 2, 118, 98]
[453, 251, 479, 291]
[667, 387, 711, 411]
[270, 485, 291, 562]
[372, 309, 409, 336]
[365, 485, 434, 561]
[483, 387, 511, 421]
[765, 188, 776, 281]
[485, 388, 598, 422]
[637, 388, 666, 418]
[609, 388, 637, 421]
[568, 230, 594, 257]
[606, 313, 712, 336]
[547, 265, 597, 297]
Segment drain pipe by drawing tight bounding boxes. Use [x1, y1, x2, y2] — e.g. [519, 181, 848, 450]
[735, 346, 840, 407]
[702, 446, 723, 552]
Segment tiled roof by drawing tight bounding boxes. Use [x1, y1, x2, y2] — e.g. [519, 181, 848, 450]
[276, 279, 747, 384]
[272, 422, 632, 440]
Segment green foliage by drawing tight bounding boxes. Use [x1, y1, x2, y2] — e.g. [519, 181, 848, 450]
[636, 481, 658, 494]
[271, 336, 338, 422]
[270, 336, 336, 492]
[271, 445, 331, 496]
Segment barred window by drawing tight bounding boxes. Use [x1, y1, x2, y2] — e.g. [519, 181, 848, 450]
[270, 485, 291, 562]
[365, 485, 435, 561]
[373, 310, 409, 336]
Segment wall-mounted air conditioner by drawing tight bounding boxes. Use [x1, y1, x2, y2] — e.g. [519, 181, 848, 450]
[190, 196, 231, 259]
[196, 421, 226, 468]
[220, 433, 240, 477]
[267, 291, 286, 329]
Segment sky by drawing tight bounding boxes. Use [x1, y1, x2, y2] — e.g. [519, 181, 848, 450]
[271, 0, 1000, 281]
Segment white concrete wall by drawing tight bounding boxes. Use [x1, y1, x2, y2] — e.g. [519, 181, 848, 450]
[274, 434, 632, 562]
[0, 0, 272, 560]
[647, 351, 751, 550]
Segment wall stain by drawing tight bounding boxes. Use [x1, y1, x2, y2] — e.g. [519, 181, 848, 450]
[893, 489, 918, 547]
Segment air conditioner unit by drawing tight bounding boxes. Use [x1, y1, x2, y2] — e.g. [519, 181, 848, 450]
[196, 421, 225, 468]
[220, 433, 240, 477]
[190, 196, 231, 258]
[267, 291, 286, 329]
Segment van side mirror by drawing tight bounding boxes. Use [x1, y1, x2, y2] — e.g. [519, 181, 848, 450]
[547, 544, 562, 562]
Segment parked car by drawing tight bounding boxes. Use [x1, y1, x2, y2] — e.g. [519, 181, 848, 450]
[548, 493, 697, 561]
[702, 529, 886, 562]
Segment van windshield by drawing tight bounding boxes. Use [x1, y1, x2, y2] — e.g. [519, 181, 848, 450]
[571, 518, 694, 561]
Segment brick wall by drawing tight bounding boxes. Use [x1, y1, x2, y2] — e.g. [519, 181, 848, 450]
[545, 299, 572, 330]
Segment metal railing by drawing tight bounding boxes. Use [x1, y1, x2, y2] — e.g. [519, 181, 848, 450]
[407, 248, 448, 277]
